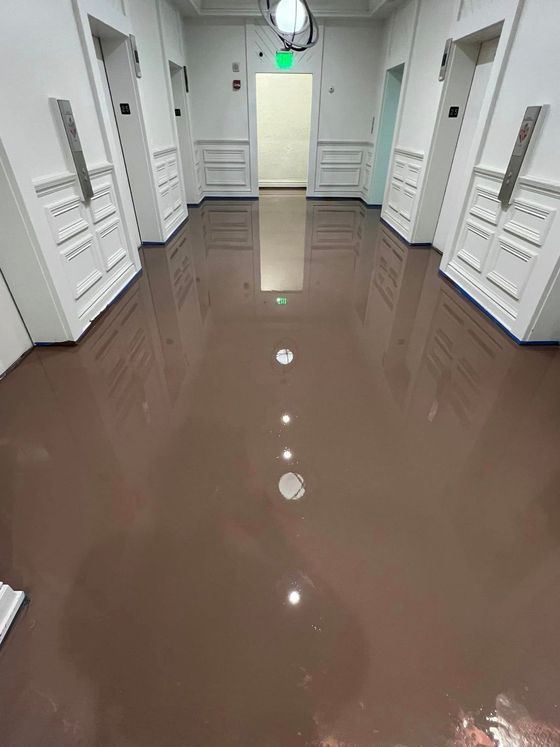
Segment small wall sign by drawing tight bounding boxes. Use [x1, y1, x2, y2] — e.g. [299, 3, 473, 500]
[448, 106, 459, 118]
[120, 103, 131, 115]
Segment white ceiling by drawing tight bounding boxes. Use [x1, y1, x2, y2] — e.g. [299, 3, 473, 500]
[174, 0, 404, 19]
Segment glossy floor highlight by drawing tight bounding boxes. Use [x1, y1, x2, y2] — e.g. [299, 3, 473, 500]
[1, 193, 560, 746]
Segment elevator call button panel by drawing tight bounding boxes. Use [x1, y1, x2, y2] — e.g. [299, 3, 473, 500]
[498, 105, 543, 206]
[55, 99, 94, 201]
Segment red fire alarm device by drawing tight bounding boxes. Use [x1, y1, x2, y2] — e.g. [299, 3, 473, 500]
[233, 80, 241, 91]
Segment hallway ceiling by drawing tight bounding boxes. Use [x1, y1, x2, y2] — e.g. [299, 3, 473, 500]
[175, 0, 403, 19]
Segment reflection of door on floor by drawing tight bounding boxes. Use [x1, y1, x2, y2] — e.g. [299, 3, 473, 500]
[434, 38, 499, 252]
[370, 64, 404, 205]
[256, 73, 313, 189]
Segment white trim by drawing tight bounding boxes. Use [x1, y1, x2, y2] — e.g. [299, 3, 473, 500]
[33, 162, 114, 196]
[247, 20, 324, 199]
[152, 144, 179, 158]
[393, 146, 424, 160]
[259, 181, 308, 188]
[318, 140, 375, 147]
[0, 583, 25, 646]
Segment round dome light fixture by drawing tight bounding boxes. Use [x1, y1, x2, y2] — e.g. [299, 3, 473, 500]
[259, 0, 319, 51]
[275, 0, 307, 33]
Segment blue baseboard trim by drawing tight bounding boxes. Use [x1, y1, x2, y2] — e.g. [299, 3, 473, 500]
[141, 214, 190, 247]
[380, 217, 433, 248]
[188, 196, 258, 207]
[35, 267, 143, 347]
[188, 194, 382, 210]
[439, 269, 559, 346]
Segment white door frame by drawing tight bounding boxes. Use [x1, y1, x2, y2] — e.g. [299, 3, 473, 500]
[72, 0, 161, 244]
[246, 20, 324, 198]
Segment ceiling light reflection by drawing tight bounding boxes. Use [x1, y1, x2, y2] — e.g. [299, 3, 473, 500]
[288, 590, 301, 605]
[279, 472, 305, 501]
[281, 413, 291, 425]
[282, 448, 293, 461]
[276, 348, 294, 366]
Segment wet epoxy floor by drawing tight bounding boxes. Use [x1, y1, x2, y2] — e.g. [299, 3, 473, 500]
[2, 193, 560, 746]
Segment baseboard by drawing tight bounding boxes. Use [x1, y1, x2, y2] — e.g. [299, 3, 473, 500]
[0, 347, 34, 381]
[439, 270, 559, 346]
[259, 181, 307, 188]
[142, 215, 190, 247]
[35, 268, 143, 347]
[380, 217, 433, 248]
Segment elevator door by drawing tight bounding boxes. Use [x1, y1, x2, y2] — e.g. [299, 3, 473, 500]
[434, 38, 499, 252]
[93, 36, 140, 245]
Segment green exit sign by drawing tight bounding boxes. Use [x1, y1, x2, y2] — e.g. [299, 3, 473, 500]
[276, 50, 294, 70]
[276, 297, 288, 305]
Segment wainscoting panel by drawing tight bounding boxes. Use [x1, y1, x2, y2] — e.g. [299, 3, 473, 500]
[444, 165, 560, 339]
[195, 140, 251, 197]
[314, 141, 374, 199]
[382, 147, 424, 242]
[34, 162, 137, 328]
[153, 146, 187, 239]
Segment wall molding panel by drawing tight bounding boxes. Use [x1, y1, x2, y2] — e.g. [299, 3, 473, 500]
[195, 140, 251, 197]
[34, 161, 136, 327]
[382, 146, 424, 241]
[152, 146, 187, 239]
[314, 141, 374, 199]
[443, 165, 560, 339]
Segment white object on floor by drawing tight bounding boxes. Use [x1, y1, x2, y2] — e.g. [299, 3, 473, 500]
[0, 583, 25, 646]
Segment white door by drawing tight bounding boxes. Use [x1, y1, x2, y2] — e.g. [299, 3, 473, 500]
[434, 38, 499, 253]
[0, 271, 30, 375]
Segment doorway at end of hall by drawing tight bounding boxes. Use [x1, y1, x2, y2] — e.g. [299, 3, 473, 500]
[256, 73, 313, 192]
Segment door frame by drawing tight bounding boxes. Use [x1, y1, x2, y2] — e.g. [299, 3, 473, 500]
[370, 62, 405, 206]
[246, 20, 324, 198]
[254, 71, 314, 189]
[72, 0, 161, 244]
[413, 20, 506, 245]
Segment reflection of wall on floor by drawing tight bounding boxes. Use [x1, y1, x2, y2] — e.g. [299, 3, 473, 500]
[364, 226, 431, 407]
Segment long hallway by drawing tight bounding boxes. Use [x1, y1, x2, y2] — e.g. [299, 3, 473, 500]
[1, 194, 560, 746]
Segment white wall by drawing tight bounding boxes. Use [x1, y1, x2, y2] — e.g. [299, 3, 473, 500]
[256, 73, 313, 187]
[0, 275, 30, 375]
[385, 0, 417, 69]
[396, 0, 457, 155]
[318, 24, 384, 143]
[184, 18, 386, 201]
[184, 21, 250, 142]
[441, 0, 560, 341]
[129, 0, 175, 150]
[0, 0, 193, 346]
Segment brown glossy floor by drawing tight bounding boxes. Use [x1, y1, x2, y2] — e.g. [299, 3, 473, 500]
[2, 193, 560, 747]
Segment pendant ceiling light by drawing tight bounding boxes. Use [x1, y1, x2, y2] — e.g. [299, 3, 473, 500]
[259, 0, 319, 51]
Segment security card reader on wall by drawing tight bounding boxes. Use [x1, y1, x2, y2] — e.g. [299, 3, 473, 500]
[439, 38, 453, 81]
[498, 105, 544, 206]
[130, 34, 142, 78]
